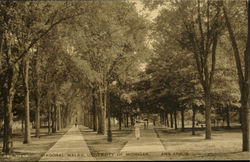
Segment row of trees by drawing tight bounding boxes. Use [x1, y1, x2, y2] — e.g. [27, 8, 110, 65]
[0, 1, 150, 154]
[137, 0, 249, 152]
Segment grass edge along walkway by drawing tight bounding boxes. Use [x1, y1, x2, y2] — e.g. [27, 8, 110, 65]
[120, 127, 165, 154]
[39, 125, 95, 161]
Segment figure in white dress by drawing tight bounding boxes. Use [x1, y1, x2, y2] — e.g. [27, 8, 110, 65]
[135, 121, 140, 140]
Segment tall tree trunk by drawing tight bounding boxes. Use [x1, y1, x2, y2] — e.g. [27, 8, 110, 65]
[52, 104, 56, 133]
[126, 113, 129, 128]
[241, 96, 249, 151]
[23, 58, 31, 144]
[97, 107, 102, 134]
[204, 92, 212, 139]
[188, 0, 219, 141]
[165, 112, 169, 127]
[51, 106, 54, 132]
[103, 86, 107, 135]
[160, 112, 164, 125]
[130, 115, 134, 126]
[174, 110, 177, 130]
[2, 66, 18, 154]
[89, 110, 93, 129]
[85, 109, 88, 127]
[107, 89, 112, 142]
[223, 3, 249, 151]
[21, 118, 24, 133]
[97, 88, 103, 134]
[48, 104, 51, 135]
[226, 106, 230, 128]
[181, 109, 185, 132]
[192, 106, 196, 135]
[58, 105, 61, 131]
[124, 114, 127, 128]
[54, 104, 57, 132]
[170, 112, 173, 128]
[34, 54, 40, 138]
[35, 88, 40, 137]
[92, 88, 97, 131]
[245, 0, 250, 152]
[118, 106, 122, 130]
[119, 114, 122, 131]
[239, 108, 242, 125]
[95, 111, 98, 132]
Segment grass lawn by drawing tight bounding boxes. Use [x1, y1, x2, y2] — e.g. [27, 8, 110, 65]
[0, 125, 249, 161]
[80, 125, 250, 161]
[0, 127, 70, 162]
[154, 127, 250, 160]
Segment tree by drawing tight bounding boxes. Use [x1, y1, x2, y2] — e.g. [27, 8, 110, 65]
[0, 1, 91, 153]
[150, 0, 223, 139]
[22, 55, 31, 144]
[222, 0, 249, 151]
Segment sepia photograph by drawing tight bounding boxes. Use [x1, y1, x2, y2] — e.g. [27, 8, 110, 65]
[0, 0, 249, 161]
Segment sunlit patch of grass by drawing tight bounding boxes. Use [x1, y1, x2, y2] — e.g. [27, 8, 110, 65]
[154, 127, 249, 160]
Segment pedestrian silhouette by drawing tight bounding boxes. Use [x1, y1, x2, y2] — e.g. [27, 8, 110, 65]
[135, 121, 140, 140]
[75, 119, 78, 127]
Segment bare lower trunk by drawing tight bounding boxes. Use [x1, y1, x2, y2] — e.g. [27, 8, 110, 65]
[23, 58, 31, 144]
[246, 1, 250, 152]
[181, 109, 185, 132]
[48, 104, 51, 135]
[95, 112, 98, 132]
[192, 107, 196, 135]
[166, 112, 169, 127]
[226, 106, 230, 128]
[97, 107, 102, 134]
[241, 97, 250, 151]
[34, 54, 40, 138]
[58, 106, 61, 131]
[107, 90, 112, 142]
[21, 119, 24, 133]
[2, 66, 18, 154]
[92, 89, 97, 131]
[88, 110, 93, 129]
[205, 93, 212, 139]
[3, 93, 14, 154]
[174, 110, 177, 130]
[103, 87, 107, 135]
[52, 104, 56, 133]
[98, 89, 103, 134]
[130, 115, 134, 126]
[126, 113, 129, 128]
[161, 112, 165, 125]
[35, 93, 40, 137]
[84, 110, 88, 127]
[170, 112, 173, 128]
[119, 115, 122, 131]
[239, 109, 242, 125]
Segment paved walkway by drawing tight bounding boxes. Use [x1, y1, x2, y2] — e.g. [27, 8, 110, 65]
[120, 126, 165, 154]
[39, 125, 95, 161]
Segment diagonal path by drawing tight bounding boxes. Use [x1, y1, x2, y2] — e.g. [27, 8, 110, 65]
[120, 126, 165, 154]
[39, 125, 95, 161]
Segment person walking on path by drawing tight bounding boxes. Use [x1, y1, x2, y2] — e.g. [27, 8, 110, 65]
[135, 121, 140, 140]
[75, 118, 78, 127]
